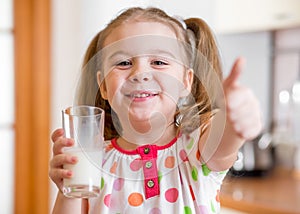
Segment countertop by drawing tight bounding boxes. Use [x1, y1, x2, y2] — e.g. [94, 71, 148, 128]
[220, 168, 300, 214]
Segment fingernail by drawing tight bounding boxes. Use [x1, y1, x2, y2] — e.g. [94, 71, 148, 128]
[66, 170, 73, 177]
[66, 140, 73, 146]
[71, 156, 78, 163]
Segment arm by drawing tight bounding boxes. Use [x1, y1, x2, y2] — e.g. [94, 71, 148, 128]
[199, 58, 263, 171]
[52, 192, 83, 214]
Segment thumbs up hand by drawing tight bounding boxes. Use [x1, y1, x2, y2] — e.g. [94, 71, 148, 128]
[223, 57, 263, 140]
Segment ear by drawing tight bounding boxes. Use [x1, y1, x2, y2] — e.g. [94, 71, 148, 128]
[97, 71, 108, 100]
[180, 68, 194, 97]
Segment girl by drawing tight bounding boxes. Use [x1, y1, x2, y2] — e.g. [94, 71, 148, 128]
[49, 7, 262, 214]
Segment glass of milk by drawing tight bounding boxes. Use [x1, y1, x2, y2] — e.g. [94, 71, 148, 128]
[62, 105, 104, 198]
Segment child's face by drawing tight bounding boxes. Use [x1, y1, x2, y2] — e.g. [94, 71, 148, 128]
[98, 21, 193, 133]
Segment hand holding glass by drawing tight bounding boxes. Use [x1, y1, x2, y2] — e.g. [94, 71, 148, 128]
[62, 105, 104, 198]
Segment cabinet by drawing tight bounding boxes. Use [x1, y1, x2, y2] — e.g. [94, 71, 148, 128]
[214, 0, 300, 34]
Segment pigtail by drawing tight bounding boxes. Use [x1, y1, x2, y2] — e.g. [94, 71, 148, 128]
[185, 18, 222, 79]
[183, 18, 223, 128]
[75, 31, 119, 140]
[75, 32, 101, 106]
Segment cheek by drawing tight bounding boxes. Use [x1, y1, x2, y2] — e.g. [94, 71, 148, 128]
[156, 72, 186, 101]
[105, 77, 128, 109]
[106, 83, 119, 103]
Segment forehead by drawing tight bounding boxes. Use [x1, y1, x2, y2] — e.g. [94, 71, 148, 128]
[103, 21, 178, 47]
[100, 34, 188, 70]
[98, 21, 190, 71]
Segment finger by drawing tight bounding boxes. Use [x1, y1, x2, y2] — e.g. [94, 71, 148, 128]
[223, 57, 245, 88]
[49, 168, 73, 190]
[52, 138, 74, 155]
[51, 128, 64, 143]
[232, 117, 262, 140]
[227, 100, 262, 139]
[227, 92, 260, 123]
[228, 102, 259, 125]
[49, 168, 73, 180]
[226, 87, 253, 111]
[50, 154, 78, 168]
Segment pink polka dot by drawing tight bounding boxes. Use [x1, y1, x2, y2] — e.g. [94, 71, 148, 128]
[113, 178, 124, 191]
[179, 149, 188, 162]
[197, 205, 209, 214]
[104, 193, 118, 209]
[148, 207, 162, 214]
[165, 188, 179, 203]
[104, 194, 111, 207]
[130, 158, 143, 171]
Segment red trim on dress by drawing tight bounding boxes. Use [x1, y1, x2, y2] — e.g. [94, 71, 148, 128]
[110, 137, 178, 155]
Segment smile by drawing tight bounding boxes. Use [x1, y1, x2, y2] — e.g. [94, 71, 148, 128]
[126, 91, 159, 99]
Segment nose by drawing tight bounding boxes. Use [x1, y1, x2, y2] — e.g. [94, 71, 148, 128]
[130, 72, 152, 82]
[129, 64, 152, 83]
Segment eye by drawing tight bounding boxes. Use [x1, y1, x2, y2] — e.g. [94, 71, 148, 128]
[151, 60, 168, 66]
[116, 60, 132, 69]
[117, 60, 131, 66]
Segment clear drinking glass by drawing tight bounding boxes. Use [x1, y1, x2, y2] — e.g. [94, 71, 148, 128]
[62, 105, 104, 198]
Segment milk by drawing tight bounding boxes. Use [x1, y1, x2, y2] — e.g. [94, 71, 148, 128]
[63, 148, 102, 198]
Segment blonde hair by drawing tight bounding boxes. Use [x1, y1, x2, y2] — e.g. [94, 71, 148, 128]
[75, 7, 223, 140]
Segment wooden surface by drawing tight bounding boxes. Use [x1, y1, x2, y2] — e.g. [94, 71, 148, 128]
[220, 168, 300, 214]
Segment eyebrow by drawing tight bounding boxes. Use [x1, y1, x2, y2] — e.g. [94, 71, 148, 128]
[106, 51, 130, 61]
[106, 48, 177, 61]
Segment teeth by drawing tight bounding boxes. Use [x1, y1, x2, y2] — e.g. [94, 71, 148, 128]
[129, 92, 158, 98]
[133, 93, 150, 98]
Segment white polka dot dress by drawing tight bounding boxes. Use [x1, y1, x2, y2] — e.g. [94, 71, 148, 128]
[88, 128, 227, 214]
